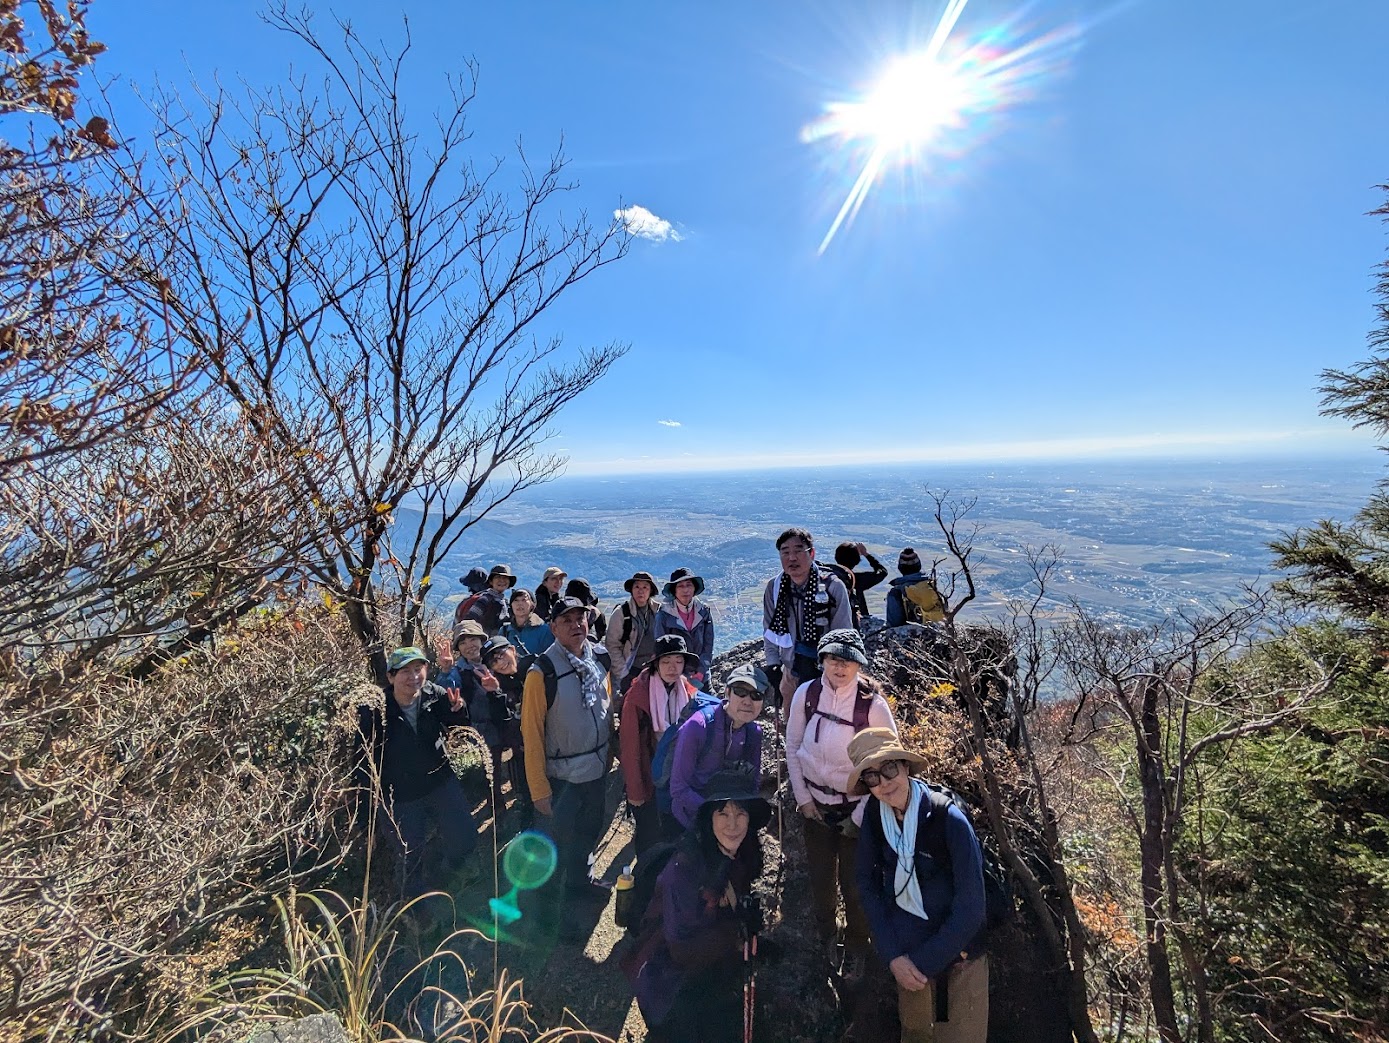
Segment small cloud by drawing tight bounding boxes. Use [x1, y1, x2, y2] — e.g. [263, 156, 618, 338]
[657, 419, 682, 428]
[615, 205, 683, 242]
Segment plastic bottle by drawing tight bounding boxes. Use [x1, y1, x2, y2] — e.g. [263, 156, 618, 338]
[612, 861, 636, 928]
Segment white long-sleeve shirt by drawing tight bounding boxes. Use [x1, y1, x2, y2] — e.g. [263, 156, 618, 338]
[785, 675, 897, 824]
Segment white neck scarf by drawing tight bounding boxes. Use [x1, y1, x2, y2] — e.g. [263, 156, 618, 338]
[648, 672, 689, 735]
[561, 642, 606, 709]
[880, 778, 929, 921]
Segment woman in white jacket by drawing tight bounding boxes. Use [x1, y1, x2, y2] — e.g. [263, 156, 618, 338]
[785, 628, 897, 969]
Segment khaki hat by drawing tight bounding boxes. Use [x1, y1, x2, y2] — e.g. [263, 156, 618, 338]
[452, 619, 486, 648]
[542, 566, 567, 583]
[845, 727, 928, 797]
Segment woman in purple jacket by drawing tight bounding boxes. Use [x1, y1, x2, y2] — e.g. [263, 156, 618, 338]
[667, 663, 770, 830]
[631, 773, 769, 1042]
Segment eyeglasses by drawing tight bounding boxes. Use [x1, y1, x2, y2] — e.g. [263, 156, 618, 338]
[860, 760, 905, 788]
[729, 686, 765, 701]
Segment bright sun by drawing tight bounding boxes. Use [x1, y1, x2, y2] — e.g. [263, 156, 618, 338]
[802, 0, 1078, 253]
[855, 53, 969, 151]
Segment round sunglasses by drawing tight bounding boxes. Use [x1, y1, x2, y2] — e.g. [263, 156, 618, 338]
[860, 759, 906, 788]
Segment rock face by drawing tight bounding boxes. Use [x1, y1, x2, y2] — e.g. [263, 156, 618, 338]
[242, 1013, 349, 1043]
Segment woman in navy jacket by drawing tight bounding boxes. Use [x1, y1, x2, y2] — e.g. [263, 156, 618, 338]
[849, 728, 988, 1043]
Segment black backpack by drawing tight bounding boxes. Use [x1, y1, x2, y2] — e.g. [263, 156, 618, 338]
[917, 784, 1015, 931]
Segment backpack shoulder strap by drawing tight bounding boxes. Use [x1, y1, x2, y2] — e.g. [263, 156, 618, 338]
[619, 601, 633, 643]
[852, 692, 874, 731]
[696, 701, 722, 758]
[918, 785, 956, 865]
[802, 677, 824, 722]
[850, 676, 879, 731]
[534, 655, 559, 709]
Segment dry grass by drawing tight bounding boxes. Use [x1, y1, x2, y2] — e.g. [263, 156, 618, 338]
[161, 886, 615, 1043]
[1, 605, 369, 1039]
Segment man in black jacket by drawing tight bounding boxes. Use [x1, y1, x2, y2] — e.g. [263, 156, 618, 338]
[358, 646, 480, 897]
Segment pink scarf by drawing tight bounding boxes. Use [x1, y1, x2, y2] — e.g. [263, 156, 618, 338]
[676, 600, 699, 634]
[648, 672, 690, 735]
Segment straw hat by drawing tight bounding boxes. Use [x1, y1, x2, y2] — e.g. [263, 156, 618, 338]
[845, 727, 929, 797]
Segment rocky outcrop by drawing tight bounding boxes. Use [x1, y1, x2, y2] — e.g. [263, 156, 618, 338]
[242, 1013, 348, 1043]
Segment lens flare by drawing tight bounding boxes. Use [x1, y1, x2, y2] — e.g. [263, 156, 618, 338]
[803, 2, 1080, 253]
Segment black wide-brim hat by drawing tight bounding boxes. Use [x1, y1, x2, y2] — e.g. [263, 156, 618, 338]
[663, 567, 705, 598]
[459, 566, 489, 593]
[488, 564, 518, 588]
[624, 570, 660, 594]
[697, 770, 772, 833]
[647, 633, 700, 674]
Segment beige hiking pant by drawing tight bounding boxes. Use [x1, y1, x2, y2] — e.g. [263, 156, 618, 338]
[896, 954, 989, 1043]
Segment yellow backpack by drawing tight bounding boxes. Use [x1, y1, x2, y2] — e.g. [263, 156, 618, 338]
[902, 578, 945, 623]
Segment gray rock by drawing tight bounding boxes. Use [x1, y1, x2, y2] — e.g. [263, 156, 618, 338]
[241, 1013, 348, 1043]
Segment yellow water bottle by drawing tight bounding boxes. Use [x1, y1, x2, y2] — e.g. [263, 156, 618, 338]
[613, 860, 636, 928]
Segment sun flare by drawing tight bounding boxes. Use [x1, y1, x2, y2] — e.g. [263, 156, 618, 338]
[803, 2, 1079, 253]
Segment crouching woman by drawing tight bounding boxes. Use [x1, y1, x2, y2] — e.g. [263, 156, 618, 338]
[849, 728, 988, 1043]
[630, 773, 768, 1043]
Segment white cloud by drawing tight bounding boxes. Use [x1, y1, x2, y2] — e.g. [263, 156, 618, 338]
[615, 205, 682, 242]
[657, 419, 681, 427]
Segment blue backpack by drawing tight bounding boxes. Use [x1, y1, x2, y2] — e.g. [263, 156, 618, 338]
[650, 693, 721, 812]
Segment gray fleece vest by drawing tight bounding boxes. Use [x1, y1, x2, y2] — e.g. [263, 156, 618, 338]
[540, 642, 611, 785]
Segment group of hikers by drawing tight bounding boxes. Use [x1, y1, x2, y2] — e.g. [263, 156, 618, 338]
[359, 530, 982, 1043]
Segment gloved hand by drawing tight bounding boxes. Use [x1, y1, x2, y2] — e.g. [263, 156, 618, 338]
[762, 665, 783, 706]
[736, 893, 764, 938]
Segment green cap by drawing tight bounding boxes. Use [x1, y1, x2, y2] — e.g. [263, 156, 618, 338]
[386, 646, 428, 672]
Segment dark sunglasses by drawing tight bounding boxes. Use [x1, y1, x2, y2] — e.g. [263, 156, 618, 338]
[729, 685, 765, 701]
[860, 760, 906, 788]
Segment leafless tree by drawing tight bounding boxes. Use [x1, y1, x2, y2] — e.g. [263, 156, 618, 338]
[1058, 599, 1335, 1043]
[119, 7, 628, 680]
[923, 491, 1104, 1043]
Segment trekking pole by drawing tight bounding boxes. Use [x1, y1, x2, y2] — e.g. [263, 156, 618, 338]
[743, 934, 758, 1043]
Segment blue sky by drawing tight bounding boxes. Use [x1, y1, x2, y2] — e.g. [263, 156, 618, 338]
[93, 1, 1389, 475]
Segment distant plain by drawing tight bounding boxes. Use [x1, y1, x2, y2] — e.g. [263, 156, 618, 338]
[414, 456, 1379, 650]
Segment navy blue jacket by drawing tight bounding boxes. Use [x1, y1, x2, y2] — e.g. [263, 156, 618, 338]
[854, 790, 986, 978]
[885, 572, 936, 627]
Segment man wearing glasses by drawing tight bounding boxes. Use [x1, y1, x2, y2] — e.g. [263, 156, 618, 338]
[762, 528, 853, 707]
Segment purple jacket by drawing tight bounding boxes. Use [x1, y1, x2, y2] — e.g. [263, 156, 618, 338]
[632, 845, 751, 1027]
[668, 704, 762, 829]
